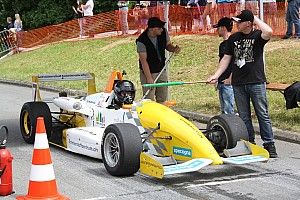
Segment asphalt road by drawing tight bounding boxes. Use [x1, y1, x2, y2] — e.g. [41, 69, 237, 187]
[1, 84, 300, 200]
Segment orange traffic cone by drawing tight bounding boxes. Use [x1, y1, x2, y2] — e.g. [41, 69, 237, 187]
[17, 117, 69, 200]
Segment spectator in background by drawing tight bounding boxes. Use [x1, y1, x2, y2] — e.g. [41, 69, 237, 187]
[72, 0, 84, 38]
[83, 0, 94, 37]
[148, 1, 158, 17]
[263, 0, 277, 28]
[236, 0, 245, 15]
[14, 14, 23, 50]
[157, 1, 172, 31]
[14, 14, 23, 32]
[118, 1, 129, 35]
[6, 17, 14, 30]
[131, 4, 142, 35]
[217, 0, 236, 18]
[202, 0, 216, 32]
[207, 10, 278, 158]
[213, 17, 235, 114]
[2, 17, 14, 51]
[179, 0, 193, 32]
[140, 3, 149, 32]
[188, 0, 205, 33]
[245, 0, 259, 16]
[282, 0, 300, 39]
[136, 17, 180, 103]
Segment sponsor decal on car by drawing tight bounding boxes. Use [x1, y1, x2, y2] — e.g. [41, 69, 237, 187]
[173, 146, 192, 157]
[141, 160, 163, 170]
[96, 112, 105, 127]
[68, 139, 99, 152]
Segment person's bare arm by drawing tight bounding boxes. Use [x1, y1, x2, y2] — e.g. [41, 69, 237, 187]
[253, 16, 273, 40]
[139, 52, 154, 83]
[72, 6, 78, 14]
[207, 54, 232, 83]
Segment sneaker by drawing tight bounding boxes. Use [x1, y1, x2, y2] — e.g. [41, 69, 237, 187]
[282, 35, 291, 39]
[263, 142, 278, 158]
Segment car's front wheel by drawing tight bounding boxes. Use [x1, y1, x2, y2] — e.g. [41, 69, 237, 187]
[101, 123, 142, 176]
[20, 102, 52, 144]
[206, 114, 249, 153]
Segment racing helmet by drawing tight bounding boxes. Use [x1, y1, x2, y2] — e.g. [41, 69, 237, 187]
[113, 80, 136, 105]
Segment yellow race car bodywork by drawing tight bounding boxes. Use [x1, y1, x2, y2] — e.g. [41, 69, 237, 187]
[137, 101, 223, 165]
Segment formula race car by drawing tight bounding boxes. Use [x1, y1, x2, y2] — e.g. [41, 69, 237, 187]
[20, 71, 269, 179]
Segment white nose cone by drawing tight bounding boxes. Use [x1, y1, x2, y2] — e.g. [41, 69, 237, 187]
[53, 97, 93, 116]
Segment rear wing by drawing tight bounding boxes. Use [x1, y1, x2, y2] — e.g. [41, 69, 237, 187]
[32, 72, 96, 101]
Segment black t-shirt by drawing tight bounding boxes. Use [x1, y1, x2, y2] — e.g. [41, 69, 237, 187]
[218, 39, 233, 83]
[73, 1, 83, 18]
[7, 22, 14, 29]
[224, 29, 269, 85]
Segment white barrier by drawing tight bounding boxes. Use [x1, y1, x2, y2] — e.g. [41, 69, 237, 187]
[0, 29, 17, 58]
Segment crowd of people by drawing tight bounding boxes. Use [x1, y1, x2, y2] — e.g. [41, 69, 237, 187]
[72, 0, 94, 38]
[114, 0, 299, 37]
[135, 10, 278, 158]
[0, 14, 23, 53]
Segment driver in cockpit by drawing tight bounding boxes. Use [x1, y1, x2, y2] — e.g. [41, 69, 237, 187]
[108, 80, 136, 109]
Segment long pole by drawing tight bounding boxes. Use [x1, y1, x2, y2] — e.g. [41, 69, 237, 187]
[141, 52, 174, 100]
[143, 80, 208, 88]
[164, 1, 170, 100]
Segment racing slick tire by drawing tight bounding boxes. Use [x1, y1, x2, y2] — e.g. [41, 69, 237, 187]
[102, 123, 142, 176]
[206, 114, 249, 152]
[20, 101, 52, 144]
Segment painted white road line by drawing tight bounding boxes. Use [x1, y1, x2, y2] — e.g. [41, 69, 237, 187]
[185, 177, 263, 188]
[82, 197, 108, 200]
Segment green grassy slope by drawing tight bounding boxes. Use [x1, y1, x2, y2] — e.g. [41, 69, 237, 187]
[1, 35, 299, 132]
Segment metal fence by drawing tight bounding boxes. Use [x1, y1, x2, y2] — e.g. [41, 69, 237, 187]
[0, 29, 17, 58]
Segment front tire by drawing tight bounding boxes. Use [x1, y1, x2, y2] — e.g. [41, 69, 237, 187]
[206, 114, 248, 152]
[20, 102, 52, 144]
[101, 123, 142, 176]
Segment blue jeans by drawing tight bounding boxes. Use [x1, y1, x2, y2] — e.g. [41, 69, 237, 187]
[217, 83, 235, 114]
[286, 0, 300, 37]
[233, 83, 274, 144]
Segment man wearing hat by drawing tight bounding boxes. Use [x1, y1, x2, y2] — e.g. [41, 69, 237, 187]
[207, 10, 278, 158]
[213, 17, 235, 115]
[136, 17, 180, 103]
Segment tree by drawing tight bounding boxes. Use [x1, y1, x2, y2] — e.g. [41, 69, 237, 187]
[0, 0, 118, 30]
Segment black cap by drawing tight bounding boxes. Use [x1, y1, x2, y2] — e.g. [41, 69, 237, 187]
[213, 17, 233, 29]
[148, 17, 166, 28]
[232, 10, 254, 23]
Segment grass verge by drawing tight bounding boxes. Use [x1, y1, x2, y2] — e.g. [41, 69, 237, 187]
[1, 35, 299, 132]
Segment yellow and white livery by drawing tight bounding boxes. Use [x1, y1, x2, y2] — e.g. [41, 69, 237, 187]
[20, 71, 269, 179]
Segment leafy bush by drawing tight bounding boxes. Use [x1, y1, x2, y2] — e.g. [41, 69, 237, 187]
[0, 0, 118, 30]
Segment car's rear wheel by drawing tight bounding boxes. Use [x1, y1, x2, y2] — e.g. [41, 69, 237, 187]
[101, 123, 142, 176]
[206, 114, 249, 153]
[20, 102, 52, 144]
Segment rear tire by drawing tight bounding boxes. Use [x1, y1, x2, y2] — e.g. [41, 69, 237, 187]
[206, 114, 248, 152]
[20, 102, 52, 144]
[101, 123, 142, 176]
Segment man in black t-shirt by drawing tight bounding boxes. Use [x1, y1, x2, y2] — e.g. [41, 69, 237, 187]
[207, 10, 278, 158]
[213, 17, 235, 115]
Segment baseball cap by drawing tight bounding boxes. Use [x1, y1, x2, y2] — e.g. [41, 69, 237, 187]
[148, 17, 166, 28]
[232, 10, 254, 23]
[212, 17, 233, 29]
